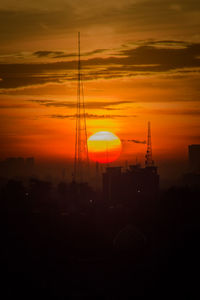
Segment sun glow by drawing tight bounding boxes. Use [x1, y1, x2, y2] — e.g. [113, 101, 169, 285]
[88, 131, 122, 163]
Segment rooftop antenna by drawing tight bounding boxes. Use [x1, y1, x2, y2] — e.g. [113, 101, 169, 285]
[145, 121, 154, 167]
[74, 32, 89, 182]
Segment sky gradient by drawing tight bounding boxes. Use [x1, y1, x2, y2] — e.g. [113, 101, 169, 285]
[1, 0, 200, 169]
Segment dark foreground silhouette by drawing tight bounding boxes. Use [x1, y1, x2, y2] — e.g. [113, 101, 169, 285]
[1, 178, 200, 298]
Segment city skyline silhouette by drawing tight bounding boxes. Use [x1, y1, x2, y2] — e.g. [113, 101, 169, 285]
[1, 1, 200, 298]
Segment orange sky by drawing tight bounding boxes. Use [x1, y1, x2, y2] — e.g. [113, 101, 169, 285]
[0, 0, 200, 167]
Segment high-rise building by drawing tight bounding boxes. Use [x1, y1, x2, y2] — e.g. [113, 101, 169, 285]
[103, 167, 122, 203]
[182, 145, 200, 187]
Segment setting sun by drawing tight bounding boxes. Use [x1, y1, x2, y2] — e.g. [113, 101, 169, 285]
[88, 131, 122, 164]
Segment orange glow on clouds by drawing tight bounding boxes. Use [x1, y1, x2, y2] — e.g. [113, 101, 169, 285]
[88, 131, 122, 163]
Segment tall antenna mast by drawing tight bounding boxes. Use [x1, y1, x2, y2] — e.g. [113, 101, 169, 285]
[145, 121, 154, 167]
[74, 32, 89, 182]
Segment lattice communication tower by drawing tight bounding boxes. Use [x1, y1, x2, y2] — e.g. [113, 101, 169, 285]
[74, 32, 89, 182]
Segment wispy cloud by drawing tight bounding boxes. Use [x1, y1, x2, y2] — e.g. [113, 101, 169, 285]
[28, 99, 135, 110]
[48, 113, 134, 119]
[147, 108, 200, 116]
[122, 139, 146, 144]
[128, 139, 146, 144]
[33, 49, 107, 59]
[33, 51, 65, 57]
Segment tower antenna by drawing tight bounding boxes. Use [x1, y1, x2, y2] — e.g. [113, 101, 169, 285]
[74, 32, 89, 182]
[145, 121, 154, 167]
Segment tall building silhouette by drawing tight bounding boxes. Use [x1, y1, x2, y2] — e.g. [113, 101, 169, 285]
[74, 32, 89, 182]
[188, 144, 200, 172]
[182, 144, 200, 187]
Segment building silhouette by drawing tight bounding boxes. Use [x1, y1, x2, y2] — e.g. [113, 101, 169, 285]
[103, 163, 159, 204]
[183, 144, 200, 187]
[188, 144, 200, 172]
[0, 157, 35, 178]
[103, 166, 122, 204]
[103, 122, 159, 204]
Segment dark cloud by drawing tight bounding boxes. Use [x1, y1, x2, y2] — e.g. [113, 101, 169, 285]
[0, 61, 73, 89]
[122, 139, 146, 144]
[33, 49, 108, 58]
[1, 41, 200, 90]
[128, 139, 146, 144]
[53, 49, 107, 59]
[33, 51, 65, 57]
[33, 49, 107, 59]
[119, 43, 200, 70]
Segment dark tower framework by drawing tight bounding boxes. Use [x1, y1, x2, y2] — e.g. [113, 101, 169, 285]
[145, 121, 154, 167]
[74, 32, 89, 182]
